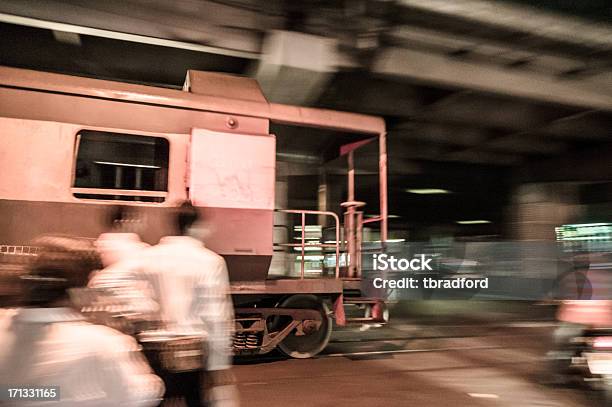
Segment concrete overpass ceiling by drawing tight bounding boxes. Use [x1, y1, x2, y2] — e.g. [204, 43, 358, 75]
[491, 1, 612, 25]
[541, 111, 612, 140]
[0, 21, 251, 87]
[0, 0, 276, 55]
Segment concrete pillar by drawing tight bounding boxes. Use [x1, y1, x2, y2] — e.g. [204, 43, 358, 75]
[508, 183, 582, 240]
[252, 30, 338, 105]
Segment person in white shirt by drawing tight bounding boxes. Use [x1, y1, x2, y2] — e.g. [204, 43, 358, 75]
[0, 235, 164, 407]
[91, 202, 237, 407]
[95, 205, 149, 268]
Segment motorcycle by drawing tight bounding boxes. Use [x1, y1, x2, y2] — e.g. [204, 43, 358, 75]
[571, 329, 612, 402]
[556, 327, 612, 404]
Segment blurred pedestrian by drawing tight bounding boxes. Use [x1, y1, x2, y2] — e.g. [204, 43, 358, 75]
[0, 235, 164, 406]
[91, 202, 237, 406]
[90, 206, 153, 319]
[95, 205, 149, 268]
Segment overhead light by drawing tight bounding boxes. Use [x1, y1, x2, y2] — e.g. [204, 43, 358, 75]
[456, 220, 491, 225]
[52, 30, 82, 46]
[406, 188, 451, 195]
[365, 214, 401, 218]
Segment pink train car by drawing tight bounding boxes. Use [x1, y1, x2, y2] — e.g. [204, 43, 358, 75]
[0, 67, 388, 357]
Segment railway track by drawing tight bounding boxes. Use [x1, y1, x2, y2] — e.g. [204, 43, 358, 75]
[234, 328, 551, 364]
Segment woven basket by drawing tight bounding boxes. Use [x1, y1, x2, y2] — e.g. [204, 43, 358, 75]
[139, 334, 206, 373]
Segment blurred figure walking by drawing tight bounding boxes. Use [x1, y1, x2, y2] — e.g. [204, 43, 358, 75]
[90, 205, 152, 318]
[0, 235, 164, 406]
[91, 202, 237, 406]
[95, 205, 149, 268]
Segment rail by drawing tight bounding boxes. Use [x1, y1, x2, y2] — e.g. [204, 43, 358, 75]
[362, 215, 382, 225]
[276, 209, 341, 279]
[362, 214, 386, 250]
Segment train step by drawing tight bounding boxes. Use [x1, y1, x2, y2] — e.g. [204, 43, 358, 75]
[344, 317, 384, 323]
[342, 298, 389, 324]
[343, 297, 382, 305]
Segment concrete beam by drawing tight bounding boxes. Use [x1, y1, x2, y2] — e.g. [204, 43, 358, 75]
[373, 47, 612, 111]
[388, 26, 588, 75]
[398, 0, 612, 50]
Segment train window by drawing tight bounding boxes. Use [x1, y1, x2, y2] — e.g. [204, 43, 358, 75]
[72, 130, 169, 203]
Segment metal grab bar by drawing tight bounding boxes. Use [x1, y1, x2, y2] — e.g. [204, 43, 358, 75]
[362, 215, 382, 224]
[276, 209, 341, 279]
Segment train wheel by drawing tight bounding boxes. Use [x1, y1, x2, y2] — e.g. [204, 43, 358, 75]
[275, 294, 332, 359]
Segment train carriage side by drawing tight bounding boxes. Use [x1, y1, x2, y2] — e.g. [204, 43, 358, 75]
[0, 67, 387, 358]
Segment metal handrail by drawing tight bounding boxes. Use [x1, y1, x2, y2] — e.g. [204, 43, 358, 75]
[276, 209, 341, 279]
[362, 215, 382, 224]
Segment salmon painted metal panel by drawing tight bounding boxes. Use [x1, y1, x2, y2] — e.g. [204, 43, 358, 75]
[0, 119, 74, 202]
[0, 66, 385, 135]
[189, 129, 276, 211]
[0, 87, 270, 136]
[184, 70, 268, 103]
[0, 117, 188, 205]
[0, 199, 272, 281]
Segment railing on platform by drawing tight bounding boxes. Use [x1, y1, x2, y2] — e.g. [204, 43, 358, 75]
[275, 209, 341, 279]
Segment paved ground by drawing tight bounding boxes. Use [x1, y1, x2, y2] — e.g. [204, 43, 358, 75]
[233, 319, 605, 407]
